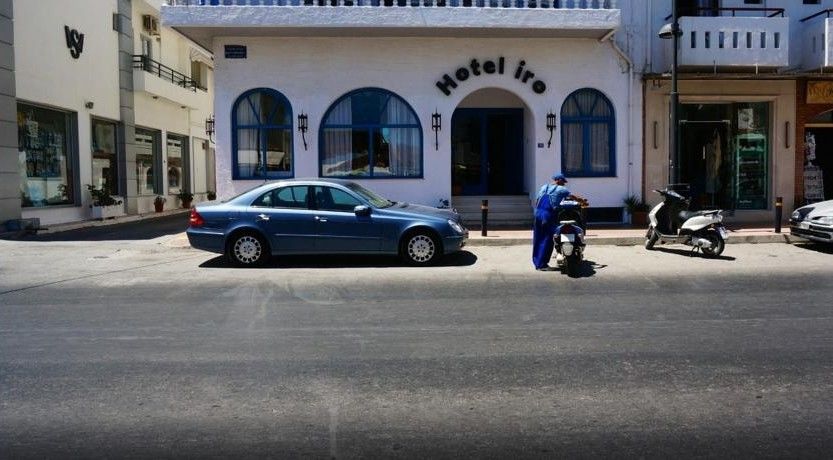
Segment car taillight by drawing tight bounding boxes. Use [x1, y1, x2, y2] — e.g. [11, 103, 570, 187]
[189, 208, 204, 227]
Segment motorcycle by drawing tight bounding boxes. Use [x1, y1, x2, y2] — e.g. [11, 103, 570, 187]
[553, 200, 586, 277]
[644, 188, 728, 257]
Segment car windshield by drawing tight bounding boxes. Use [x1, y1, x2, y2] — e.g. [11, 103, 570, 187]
[345, 183, 395, 208]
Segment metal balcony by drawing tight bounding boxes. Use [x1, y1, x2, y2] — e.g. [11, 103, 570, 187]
[162, 0, 621, 47]
[660, 8, 789, 73]
[800, 9, 833, 71]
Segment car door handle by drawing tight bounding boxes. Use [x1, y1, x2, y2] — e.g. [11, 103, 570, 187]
[315, 216, 328, 223]
[256, 214, 270, 222]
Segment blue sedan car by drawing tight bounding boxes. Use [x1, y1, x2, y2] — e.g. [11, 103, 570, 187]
[186, 179, 468, 266]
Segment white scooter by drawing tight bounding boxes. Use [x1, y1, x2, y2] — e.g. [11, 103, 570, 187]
[644, 189, 728, 257]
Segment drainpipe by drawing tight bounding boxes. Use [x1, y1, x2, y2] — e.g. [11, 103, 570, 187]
[601, 30, 635, 202]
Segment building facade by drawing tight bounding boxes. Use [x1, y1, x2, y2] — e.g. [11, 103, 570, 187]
[163, 0, 643, 224]
[643, 0, 833, 222]
[2, 0, 214, 229]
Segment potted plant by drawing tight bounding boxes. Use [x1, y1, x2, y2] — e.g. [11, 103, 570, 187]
[207, 190, 216, 201]
[624, 194, 650, 227]
[154, 195, 166, 212]
[176, 190, 194, 209]
[87, 185, 124, 220]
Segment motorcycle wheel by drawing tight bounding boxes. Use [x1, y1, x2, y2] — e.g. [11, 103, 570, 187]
[565, 254, 580, 277]
[645, 228, 659, 250]
[700, 229, 725, 258]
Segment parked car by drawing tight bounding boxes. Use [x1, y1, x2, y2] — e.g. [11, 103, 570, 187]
[790, 199, 833, 244]
[186, 179, 468, 266]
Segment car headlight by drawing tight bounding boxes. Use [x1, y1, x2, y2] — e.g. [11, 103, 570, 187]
[817, 216, 833, 226]
[791, 210, 801, 220]
[448, 219, 465, 234]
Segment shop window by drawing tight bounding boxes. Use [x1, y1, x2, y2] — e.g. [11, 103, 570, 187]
[320, 88, 422, 178]
[560, 88, 616, 177]
[91, 119, 119, 196]
[232, 88, 293, 180]
[136, 128, 160, 195]
[17, 103, 77, 208]
[167, 133, 188, 194]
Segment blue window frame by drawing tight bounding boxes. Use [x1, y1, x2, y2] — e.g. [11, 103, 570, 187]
[560, 88, 616, 177]
[232, 88, 293, 180]
[320, 88, 422, 179]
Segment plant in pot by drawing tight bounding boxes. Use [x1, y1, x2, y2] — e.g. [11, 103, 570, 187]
[623, 194, 650, 227]
[154, 195, 166, 212]
[87, 184, 124, 220]
[176, 190, 194, 209]
[207, 190, 216, 201]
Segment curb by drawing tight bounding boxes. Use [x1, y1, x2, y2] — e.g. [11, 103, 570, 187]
[33, 209, 190, 236]
[466, 233, 800, 247]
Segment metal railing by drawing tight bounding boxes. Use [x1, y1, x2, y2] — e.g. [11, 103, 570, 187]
[665, 7, 785, 21]
[132, 55, 206, 92]
[166, 0, 617, 9]
[801, 9, 833, 23]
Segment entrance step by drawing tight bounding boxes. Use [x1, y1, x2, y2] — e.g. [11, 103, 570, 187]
[452, 195, 533, 227]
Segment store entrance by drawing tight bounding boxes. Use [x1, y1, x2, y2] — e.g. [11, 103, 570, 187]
[804, 127, 833, 201]
[680, 120, 732, 210]
[451, 108, 524, 196]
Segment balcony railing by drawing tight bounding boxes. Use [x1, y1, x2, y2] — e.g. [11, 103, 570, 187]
[132, 55, 205, 92]
[664, 7, 784, 20]
[659, 10, 789, 71]
[166, 0, 617, 8]
[800, 9, 833, 70]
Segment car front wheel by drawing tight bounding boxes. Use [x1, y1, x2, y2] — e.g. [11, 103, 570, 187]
[228, 232, 269, 266]
[401, 232, 440, 266]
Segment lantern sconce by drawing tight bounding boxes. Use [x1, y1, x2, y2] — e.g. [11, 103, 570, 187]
[546, 111, 557, 148]
[204, 115, 215, 143]
[431, 111, 442, 151]
[298, 113, 309, 151]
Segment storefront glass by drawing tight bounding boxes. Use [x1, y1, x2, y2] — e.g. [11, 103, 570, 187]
[679, 102, 770, 210]
[167, 134, 186, 194]
[91, 119, 119, 196]
[17, 103, 75, 208]
[136, 128, 159, 195]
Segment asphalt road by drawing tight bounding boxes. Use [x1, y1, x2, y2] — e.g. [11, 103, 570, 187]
[1, 235, 832, 458]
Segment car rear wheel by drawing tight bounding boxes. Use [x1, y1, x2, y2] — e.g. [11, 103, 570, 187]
[401, 231, 440, 266]
[228, 232, 269, 267]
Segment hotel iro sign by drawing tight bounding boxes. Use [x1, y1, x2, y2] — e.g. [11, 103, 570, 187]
[807, 81, 833, 104]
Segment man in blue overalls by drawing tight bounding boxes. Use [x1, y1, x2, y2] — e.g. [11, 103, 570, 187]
[532, 173, 571, 270]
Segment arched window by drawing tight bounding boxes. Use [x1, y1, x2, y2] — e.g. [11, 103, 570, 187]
[320, 88, 422, 178]
[560, 88, 615, 177]
[232, 88, 293, 179]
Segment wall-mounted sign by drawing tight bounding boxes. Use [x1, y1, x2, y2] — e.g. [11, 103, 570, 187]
[807, 81, 833, 104]
[64, 26, 84, 59]
[436, 57, 547, 96]
[224, 45, 247, 59]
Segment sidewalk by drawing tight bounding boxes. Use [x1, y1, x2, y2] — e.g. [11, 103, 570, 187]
[466, 224, 798, 247]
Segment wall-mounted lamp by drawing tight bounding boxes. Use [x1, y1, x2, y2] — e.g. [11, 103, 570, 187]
[298, 113, 308, 151]
[204, 115, 215, 143]
[84, 101, 94, 110]
[546, 111, 557, 148]
[785, 121, 791, 149]
[431, 111, 442, 151]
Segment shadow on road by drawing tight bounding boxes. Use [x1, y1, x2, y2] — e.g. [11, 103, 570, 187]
[199, 250, 479, 269]
[5, 214, 188, 242]
[793, 243, 833, 255]
[654, 246, 737, 261]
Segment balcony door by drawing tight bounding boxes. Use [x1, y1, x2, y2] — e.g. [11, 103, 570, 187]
[676, 0, 719, 17]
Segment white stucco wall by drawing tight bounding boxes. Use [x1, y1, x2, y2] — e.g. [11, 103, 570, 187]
[212, 36, 637, 209]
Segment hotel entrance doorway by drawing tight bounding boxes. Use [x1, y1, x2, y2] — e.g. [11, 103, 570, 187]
[451, 108, 524, 196]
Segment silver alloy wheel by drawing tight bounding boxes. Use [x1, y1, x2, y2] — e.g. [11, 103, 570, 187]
[407, 234, 435, 263]
[233, 235, 262, 264]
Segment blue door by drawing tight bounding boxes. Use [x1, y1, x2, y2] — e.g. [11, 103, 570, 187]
[451, 108, 524, 195]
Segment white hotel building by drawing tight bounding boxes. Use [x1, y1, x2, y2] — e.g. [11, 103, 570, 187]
[162, 0, 641, 225]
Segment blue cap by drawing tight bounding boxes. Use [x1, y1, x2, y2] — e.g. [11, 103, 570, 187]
[552, 173, 567, 182]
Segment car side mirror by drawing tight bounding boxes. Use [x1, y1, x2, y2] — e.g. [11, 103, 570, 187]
[354, 205, 371, 217]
